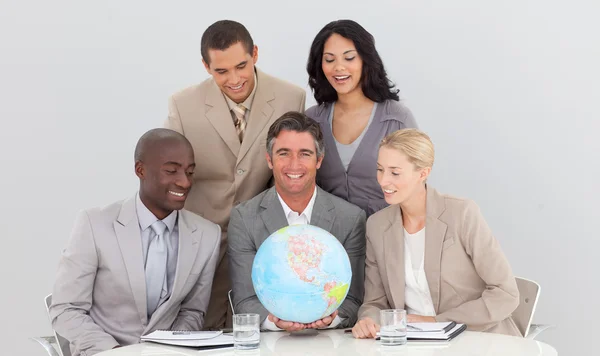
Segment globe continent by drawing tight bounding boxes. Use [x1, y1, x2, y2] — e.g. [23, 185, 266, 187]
[251, 224, 352, 323]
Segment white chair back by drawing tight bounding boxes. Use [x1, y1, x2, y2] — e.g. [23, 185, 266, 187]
[513, 277, 541, 337]
[44, 294, 72, 356]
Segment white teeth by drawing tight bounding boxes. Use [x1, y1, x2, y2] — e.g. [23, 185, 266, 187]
[169, 191, 184, 197]
[334, 75, 349, 80]
[230, 84, 243, 90]
[286, 174, 302, 179]
[383, 189, 395, 194]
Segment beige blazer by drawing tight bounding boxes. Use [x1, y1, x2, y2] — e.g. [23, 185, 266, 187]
[358, 187, 522, 336]
[49, 196, 221, 356]
[165, 68, 306, 328]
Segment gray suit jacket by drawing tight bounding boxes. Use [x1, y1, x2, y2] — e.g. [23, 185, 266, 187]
[306, 100, 417, 216]
[228, 186, 366, 328]
[49, 196, 221, 356]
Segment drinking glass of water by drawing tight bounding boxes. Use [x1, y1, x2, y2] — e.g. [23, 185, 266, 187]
[233, 313, 260, 350]
[379, 309, 407, 346]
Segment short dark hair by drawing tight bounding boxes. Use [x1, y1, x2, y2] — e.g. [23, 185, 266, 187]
[201, 20, 254, 65]
[266, 112, 325, 158]
[307, 19, 400, 105]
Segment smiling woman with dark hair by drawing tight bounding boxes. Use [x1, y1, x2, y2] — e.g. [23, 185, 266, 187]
[306, 19, 418, 217]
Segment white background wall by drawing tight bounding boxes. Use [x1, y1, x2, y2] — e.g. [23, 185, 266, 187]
[1, 0, 598, 354]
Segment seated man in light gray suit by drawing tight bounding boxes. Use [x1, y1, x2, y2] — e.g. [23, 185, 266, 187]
[228, 112, 366, 331]
[50, 129, 221, 356]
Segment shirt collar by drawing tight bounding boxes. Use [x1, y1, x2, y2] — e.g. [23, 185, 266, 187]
[276, 187, 318, 223]
[222, 71, 258, 111]
[136, 193, 178, 233]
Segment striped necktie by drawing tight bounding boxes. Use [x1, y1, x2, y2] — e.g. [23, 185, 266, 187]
[232, 104, 247, 142]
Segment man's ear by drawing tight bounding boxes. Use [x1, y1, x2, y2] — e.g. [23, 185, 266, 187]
[202, 58, 211, 74]
[252, 45, 259, 65]
[135, 161, 145, 180]
[265, 152, 273, 169]
[316, 154, 324, 170]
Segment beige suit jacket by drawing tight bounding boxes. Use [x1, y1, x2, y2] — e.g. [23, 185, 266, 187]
[49, 196, 221, 356]
[165, 68, 306, 232]
[165, 68, 305, 328]
[358, 187, 522, 336]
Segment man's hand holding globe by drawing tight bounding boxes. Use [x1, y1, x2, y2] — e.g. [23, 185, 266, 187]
[268, 310, 339, 332]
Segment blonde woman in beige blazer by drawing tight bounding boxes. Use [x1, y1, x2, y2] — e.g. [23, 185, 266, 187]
[352, 129, 521, 338]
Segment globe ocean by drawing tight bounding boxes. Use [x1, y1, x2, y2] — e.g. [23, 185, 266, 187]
[252, 224, 352, 323]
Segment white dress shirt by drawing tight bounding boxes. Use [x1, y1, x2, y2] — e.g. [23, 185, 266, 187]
[262, 188, 344, 330]
[403, 228, 436, 317]
[136, 193, 179, 314]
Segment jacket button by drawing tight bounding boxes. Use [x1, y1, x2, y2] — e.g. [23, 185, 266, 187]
[237, 169, 245, 175]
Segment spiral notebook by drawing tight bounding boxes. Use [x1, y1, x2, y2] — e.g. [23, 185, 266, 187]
[141, 330, 234, 348]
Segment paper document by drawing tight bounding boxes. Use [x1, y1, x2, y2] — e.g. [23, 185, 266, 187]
[141, 330, 234, 347]
[376, 323, 467, 341]
[407, 321, 456, 333]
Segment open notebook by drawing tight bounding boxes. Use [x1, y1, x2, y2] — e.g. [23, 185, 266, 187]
[346, 322, 467, 342]
[141, 330, 234, 348]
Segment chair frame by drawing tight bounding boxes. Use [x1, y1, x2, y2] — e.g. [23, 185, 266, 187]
[31, 294, 71, 356]
[514, 276, 552, 339]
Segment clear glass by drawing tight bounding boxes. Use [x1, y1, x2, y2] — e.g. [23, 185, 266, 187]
[379, 309, 407, 346]
[233, 313, 260, 350]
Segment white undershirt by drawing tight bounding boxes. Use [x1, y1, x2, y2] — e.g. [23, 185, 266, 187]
[404, 228, 425, 273]
[261, 188, 344, 330]
[404, 228, 436, 316]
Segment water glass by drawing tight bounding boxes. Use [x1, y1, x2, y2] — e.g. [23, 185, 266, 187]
[233, 313, 260, 350]
[379, 309, 407, 346]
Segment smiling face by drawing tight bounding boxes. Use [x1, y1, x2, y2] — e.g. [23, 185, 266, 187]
[203, 41, 258, 104]
[266, 130, 323, 199]
[376, 146, 430, 206]
[136, 140, 195, 219]
[321, 33, 364, 97]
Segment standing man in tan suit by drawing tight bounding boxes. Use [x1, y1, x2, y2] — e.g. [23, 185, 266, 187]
[165, 20, 306, 330]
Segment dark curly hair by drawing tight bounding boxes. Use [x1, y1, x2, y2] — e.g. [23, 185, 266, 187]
[307, 20, 399, 105]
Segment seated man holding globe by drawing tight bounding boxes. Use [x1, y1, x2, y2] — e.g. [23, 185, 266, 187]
[228, 111, 366, 331]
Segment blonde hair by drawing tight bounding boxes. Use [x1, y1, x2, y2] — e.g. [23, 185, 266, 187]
[380, 128, 435, 169]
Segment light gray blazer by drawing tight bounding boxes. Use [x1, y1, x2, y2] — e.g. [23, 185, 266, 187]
[227, 186, 366, 328]
[49, 195, 221, 356]
[306, 99, 417, 216]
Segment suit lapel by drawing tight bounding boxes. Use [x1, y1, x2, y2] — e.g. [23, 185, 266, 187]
[205, 81, 241, 157]
[146, 211, 201, 330]
[237, 69, 275, 165]
[423, 187, 448, 314]
[171, 212, 201, 299]
[311, 188, 335, 233]
[114, 196, 148, 325]
[383, 206, 405, 309]
[260, 188, 289, 236]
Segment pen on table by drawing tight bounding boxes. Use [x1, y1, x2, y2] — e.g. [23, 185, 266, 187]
[344, 325, 424, 333]
[172, 331, 206, 335]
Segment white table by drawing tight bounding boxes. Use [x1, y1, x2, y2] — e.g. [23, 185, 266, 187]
[98, 330, 557, 355]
